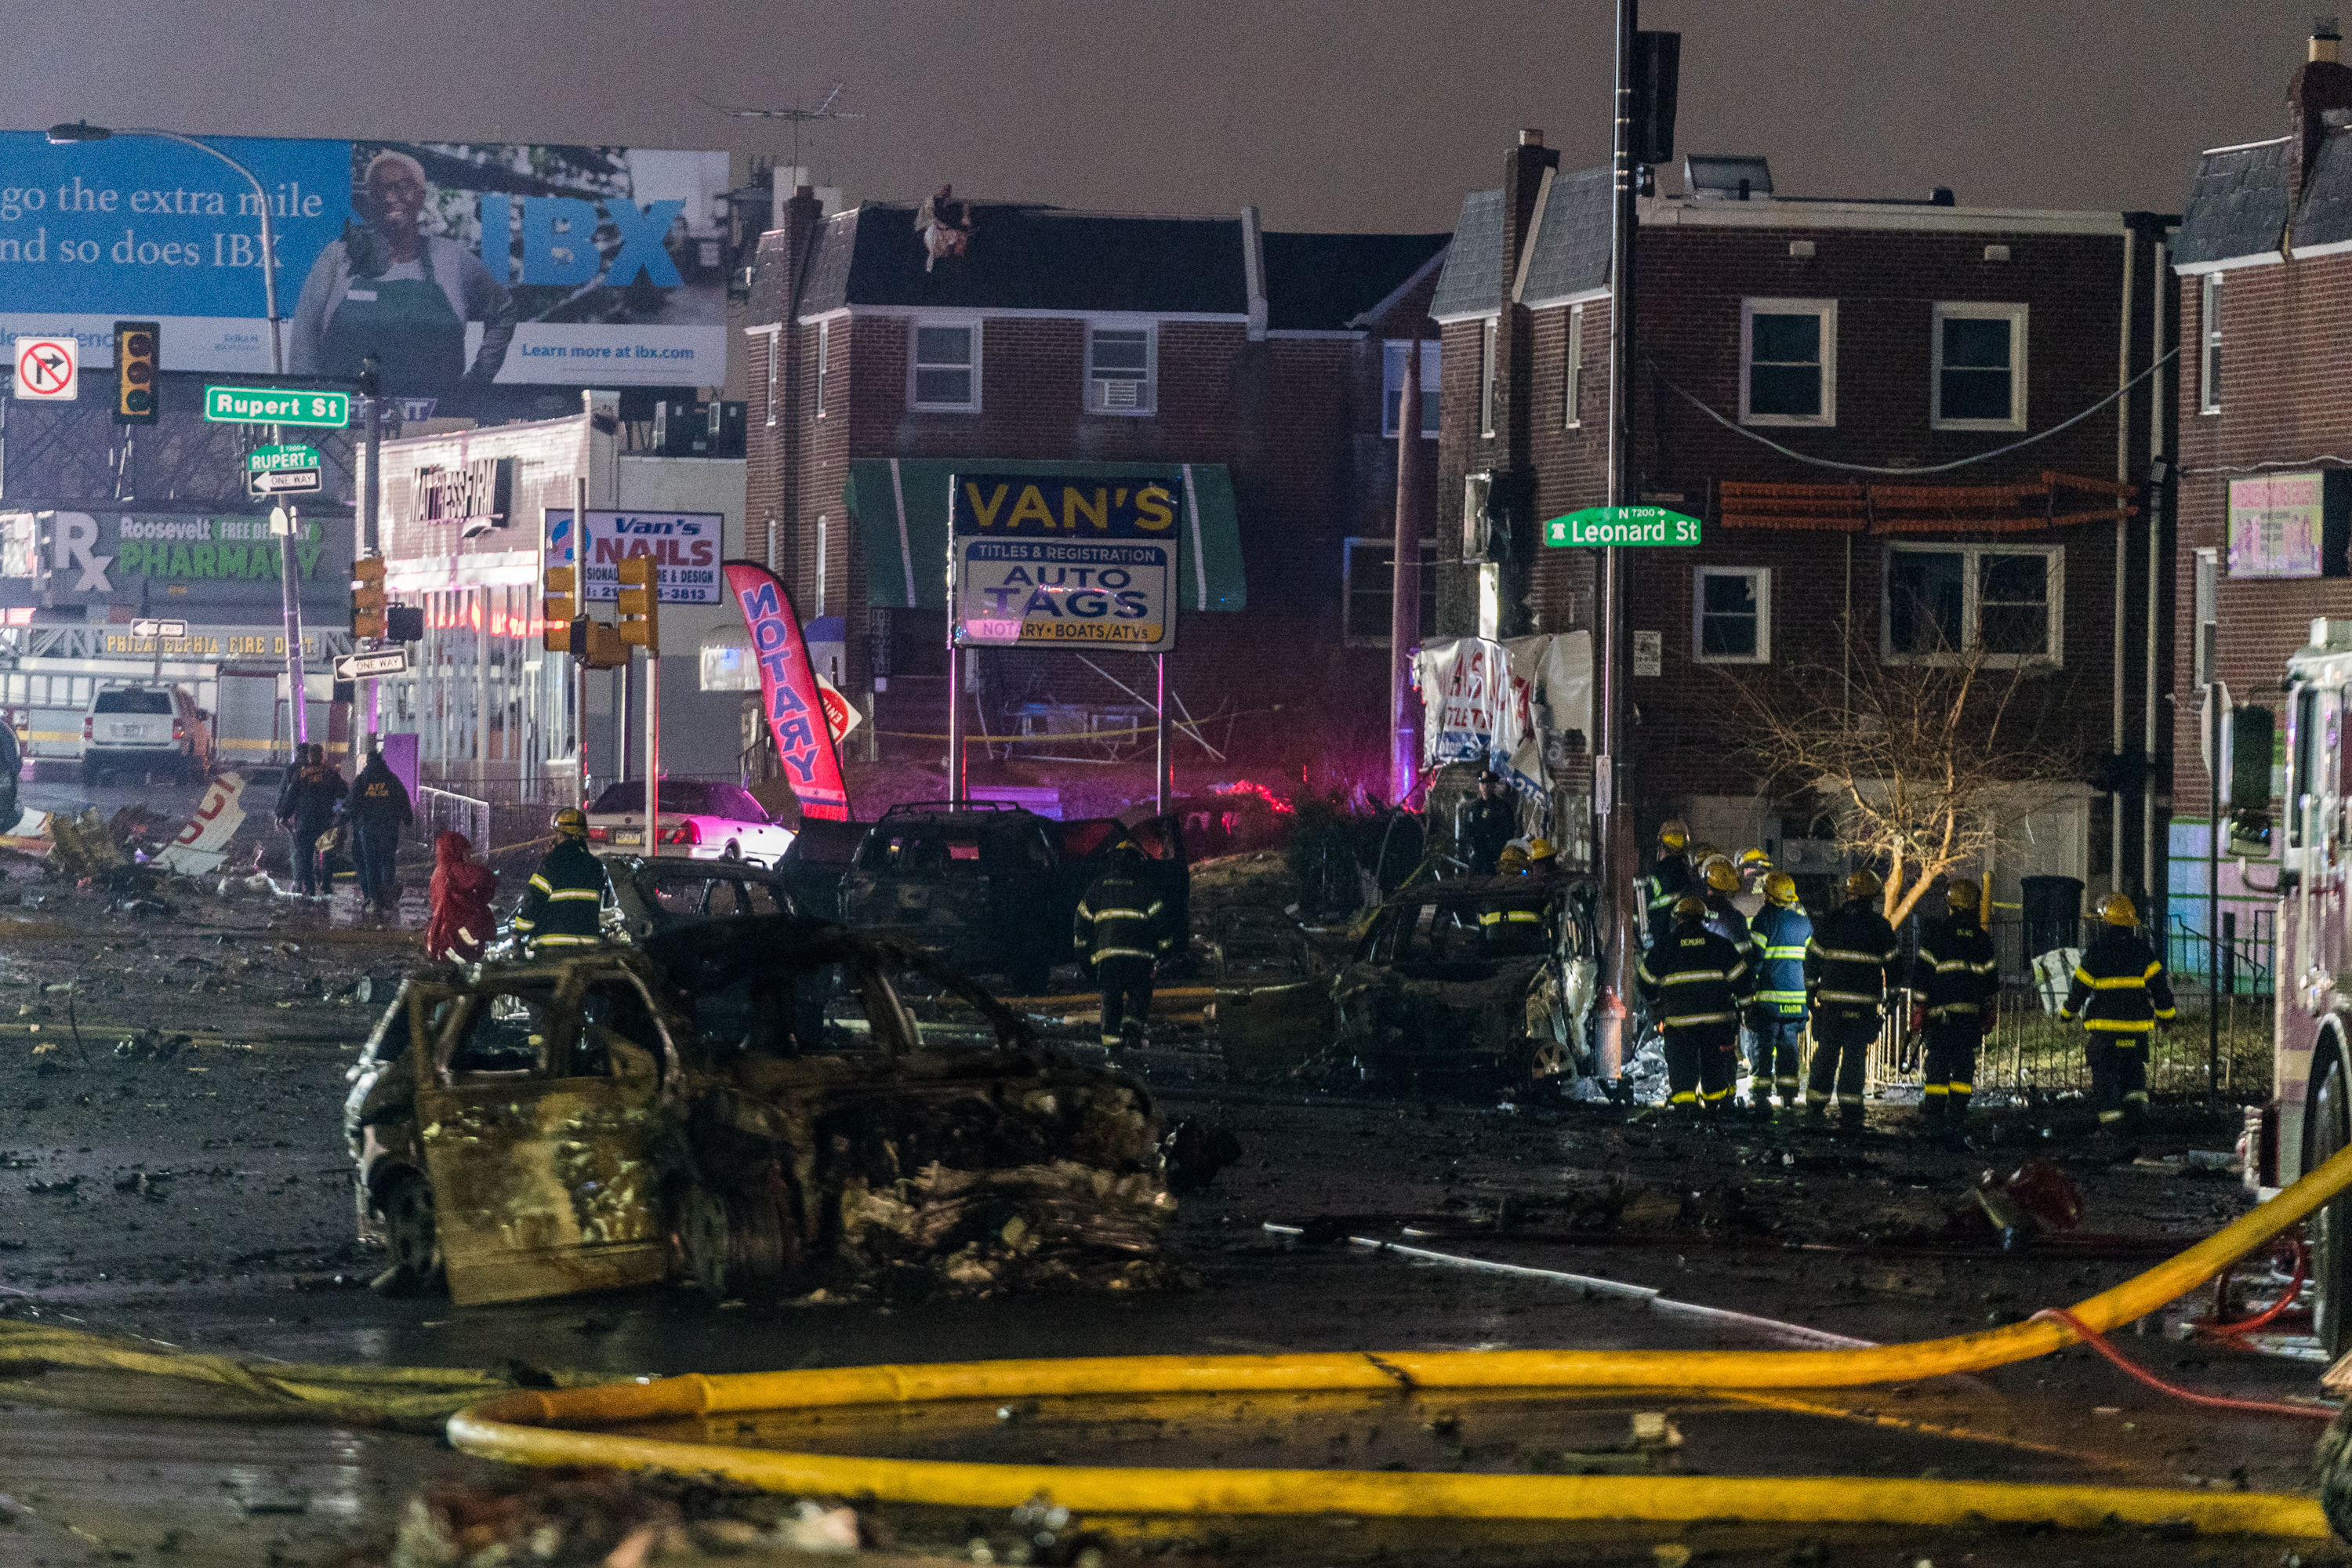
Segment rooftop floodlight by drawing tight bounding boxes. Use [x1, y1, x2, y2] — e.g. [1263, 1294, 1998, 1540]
[46, 121, 111, 144]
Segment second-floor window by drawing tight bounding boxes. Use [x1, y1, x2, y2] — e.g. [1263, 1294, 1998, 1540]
[1693, 565, 1770, 662]
[1381, 341, 1441, 437]
[1564, 303, 1585, 429]
[1740, 298, 1836, 426]
[910, 321, 979, 411]
[1932, 302, 2027, 430]
[1478, 317, 1497, 437]
[2200, 273, 2223, 415]
[1087, 324, 1156, 414]
[1884, 543, 2062, 665]
[814, 320, 831, 419]
[1341, 537, 1439, 645]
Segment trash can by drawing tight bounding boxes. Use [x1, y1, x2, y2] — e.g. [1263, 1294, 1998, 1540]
[2020, 875, 2085, 960]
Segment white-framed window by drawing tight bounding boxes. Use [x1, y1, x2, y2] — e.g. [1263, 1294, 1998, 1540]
[908, 318, 979, 411]
[814, 515, 829, 618]
[814, 320, 831, 419]
[1693, 565, 1771, 663]
[1085, 322, 1156, 414]
[1478, 316, 1498, 437]
[1381, 340, 1441, 437]
[1341, 536, 1439, 645]
[1931, 302, 2027, 430]
[1564, 303, 1585, 429]
[761, 327, 780, 428]
[1882, 543, 2063, 665]
[1740, 298, 1837, 426]
[2194, 546, 2219, 689]
[2199, 273, 2223, 415]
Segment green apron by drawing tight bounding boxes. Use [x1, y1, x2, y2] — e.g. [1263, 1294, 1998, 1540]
[319, 241, 466, 390]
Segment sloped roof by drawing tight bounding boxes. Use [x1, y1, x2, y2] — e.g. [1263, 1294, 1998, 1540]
[2176, 138, 2291, 265]
[1428, 189, 1506, 321]
[1516, 165, 1614, 307]
[1259, 230, 1450, 331]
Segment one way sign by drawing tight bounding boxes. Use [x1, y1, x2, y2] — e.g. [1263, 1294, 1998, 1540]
[13, 337, 77, 402]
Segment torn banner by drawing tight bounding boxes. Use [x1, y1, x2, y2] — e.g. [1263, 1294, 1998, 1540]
[152, 772, 247, 875]
[723, 561, 850, 821]
[1414, 633, 1592, 801]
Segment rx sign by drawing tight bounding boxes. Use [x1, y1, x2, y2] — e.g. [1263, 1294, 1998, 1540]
[13, 338, 77, 401]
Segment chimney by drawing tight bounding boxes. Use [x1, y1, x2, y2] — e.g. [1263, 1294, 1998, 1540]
[2291, 16, 2352, 208]
[1519, 128, 1544, 147]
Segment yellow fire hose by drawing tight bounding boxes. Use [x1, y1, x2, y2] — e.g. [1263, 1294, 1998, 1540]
[444, 1138, 2352, 1539]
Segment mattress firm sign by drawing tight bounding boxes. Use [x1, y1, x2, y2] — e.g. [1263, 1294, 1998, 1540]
[949, 472, 1177, 652]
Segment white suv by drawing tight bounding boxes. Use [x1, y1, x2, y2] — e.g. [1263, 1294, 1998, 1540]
[82, 685, 208, 786]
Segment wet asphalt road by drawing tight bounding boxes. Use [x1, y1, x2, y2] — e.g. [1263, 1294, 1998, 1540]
[0, 849, 2343, 1565]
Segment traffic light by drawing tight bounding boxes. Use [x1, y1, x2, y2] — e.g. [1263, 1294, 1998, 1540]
[572, 619, 630, 670]
[543, 564, 577, 653]
[615, 554, 659, 654]
[350, 557, 387, 639]
[113, 320, 158, 424]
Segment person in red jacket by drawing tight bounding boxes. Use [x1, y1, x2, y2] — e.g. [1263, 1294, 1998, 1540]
[424, 830, 497, 964]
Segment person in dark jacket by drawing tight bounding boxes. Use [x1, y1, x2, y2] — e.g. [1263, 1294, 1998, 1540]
[2060, 891, 2177, 1128]
[1073, 841, 1174, 1051]
[1642, 818, 1694, 950]
[512, 807, 612, 952]
[1636, 895, 1754, 1117]
[1457, 771, 1515, 877]
[425, 830, 498, 964]
[341, 748, 413, 914]
[1804, 869, 1902, 1124]
[1698, 856, 1759, 966]
[275, 744, 347, 898]
[1909, 877, 2000, 1129]
[1745, 871, 1813, 1112]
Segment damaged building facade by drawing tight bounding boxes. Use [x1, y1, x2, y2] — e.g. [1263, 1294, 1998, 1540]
[743, 187, 1449, 808]
[1429, 131, 2178, 920]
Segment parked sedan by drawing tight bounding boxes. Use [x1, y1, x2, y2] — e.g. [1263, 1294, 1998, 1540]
[585, 780, 796, 866]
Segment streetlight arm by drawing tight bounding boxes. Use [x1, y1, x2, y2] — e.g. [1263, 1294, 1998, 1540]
[103, 128, 282, 375]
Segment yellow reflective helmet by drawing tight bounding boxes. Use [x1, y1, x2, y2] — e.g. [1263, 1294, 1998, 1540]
[1844, 867, 1882, 901]
[1764, 871, 1799, 908]
[1526, 838, 1557, 862]
[1947, 877, 1981, 914]
[1736, 848, 1772, 874]
[1496, 845, 1530, 876]
[1657, 818, 1690, 852]
[1689, 841, 1721, 866]
[1672, 894, 1708, 923]
[554, 806, 590, 839]
[1704, 857, 1740, 894]
[2098, 891, 2137, 927]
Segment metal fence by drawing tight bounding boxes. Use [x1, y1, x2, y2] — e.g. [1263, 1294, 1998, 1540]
[416, 786, 491, 852]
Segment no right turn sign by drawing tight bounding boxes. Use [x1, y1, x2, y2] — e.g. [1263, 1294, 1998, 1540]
[13, 337, 78, 401]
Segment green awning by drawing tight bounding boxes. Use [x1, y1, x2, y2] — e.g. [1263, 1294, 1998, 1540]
[841, 458, 1245, 613]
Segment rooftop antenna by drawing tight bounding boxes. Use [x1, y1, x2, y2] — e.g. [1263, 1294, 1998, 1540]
[696, 80, 862, 180]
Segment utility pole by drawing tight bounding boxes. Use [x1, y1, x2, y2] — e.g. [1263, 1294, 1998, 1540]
[1597, 0, 1640, 1065]
[1390, 340, 1424, 804]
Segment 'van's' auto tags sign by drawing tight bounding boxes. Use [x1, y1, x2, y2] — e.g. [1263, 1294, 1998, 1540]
[949, 473, 1178, 652]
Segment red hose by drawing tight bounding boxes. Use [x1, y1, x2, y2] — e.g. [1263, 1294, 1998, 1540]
[2198, 1241, 2310, 1338]
[2031, 1308, 2337, 1422]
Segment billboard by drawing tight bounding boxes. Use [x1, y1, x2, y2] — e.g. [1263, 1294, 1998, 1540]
[543, 509, 723, 604]
[0, 134, 728, 394]
[0, 508, 351, 608]
[948, 472, 1178, 652]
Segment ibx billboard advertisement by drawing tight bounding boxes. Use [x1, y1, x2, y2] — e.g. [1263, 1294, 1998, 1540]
[0, 135, 728, 395]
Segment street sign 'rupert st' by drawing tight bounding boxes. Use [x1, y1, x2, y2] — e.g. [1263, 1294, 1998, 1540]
[203, 387, 350, 428]
[949, 473, 1178, 653]
[1544, 506, 1704, 547]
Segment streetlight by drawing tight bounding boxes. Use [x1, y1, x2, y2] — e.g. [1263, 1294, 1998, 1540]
[49, 121, 305, 757]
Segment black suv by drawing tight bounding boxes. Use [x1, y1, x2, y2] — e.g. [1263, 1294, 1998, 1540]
[838, 804, 1069, 993]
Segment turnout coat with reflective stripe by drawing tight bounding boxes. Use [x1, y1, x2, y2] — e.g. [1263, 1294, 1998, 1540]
[1643, 855, 1694, 943]
[1747, 903, 1813, 1018]
[1073, 868, 1171, 964]
[1911, 913, 1998, 1022]
[1805, 901, 1901, 1018]
[1636, 927, 1754, 1029]
[511, 839, 611, 947]
[2060, 928, 2177, 1035]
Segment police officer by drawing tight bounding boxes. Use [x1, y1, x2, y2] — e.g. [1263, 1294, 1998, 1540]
[1746, 871, 1813, 1112]
[1910, 877, 1999, 1130]
[1804, 869, 1901, 1126]
[1459, 771, 1516, 877]
[1074, 841, 1174, 1052]
[512, 807, 612, 953]
[1642, 818, 1695, 949]
[1636, 895, 1753, 1118]
[2060, 891, 2177, 1131]
[343, 746, 413, 914]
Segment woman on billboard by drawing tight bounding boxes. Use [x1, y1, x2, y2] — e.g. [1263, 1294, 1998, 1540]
[287, 151, 516, 392]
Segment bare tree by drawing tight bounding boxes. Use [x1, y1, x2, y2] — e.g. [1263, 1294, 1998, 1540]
[1716, 608, 2092, 927]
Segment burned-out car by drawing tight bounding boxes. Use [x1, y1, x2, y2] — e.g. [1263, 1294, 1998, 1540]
[344, 917, 1175, 1307]
[600, 853, 796, 940]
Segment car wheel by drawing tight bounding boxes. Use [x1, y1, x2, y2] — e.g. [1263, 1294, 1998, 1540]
[374, 1171, 439, 1296]
[2314, 1056, 2352, 1359]
[674, 1181, 793, 1300]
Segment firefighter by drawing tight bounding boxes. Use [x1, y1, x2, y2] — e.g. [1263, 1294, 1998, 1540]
[1731, 848, 1773, 920]
[1635, 895, 1752, 1118]
[1746, 871, 1813, 1112]
[1642, 818, 1695, 949]
[1074, 841, 1174, 1052]
[342, 747, 413, 915]
[2060, 891, 2177, 1130]
[1459, 770, 1516, 876]
[1909, 877, 1999, 1131]
[511, 807, 612, 953]
[1698, 855, 1757, 964]
[1804, 869, 1901, 1126]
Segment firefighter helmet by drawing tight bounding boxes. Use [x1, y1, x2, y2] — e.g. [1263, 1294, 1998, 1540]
[1657, 818, 1690, 852]
[1947, 877, 1981, 914]
[553, 807, 590, 839]
[1844, 868, 1882, 900]
[1672, 895, 1707, 924]
[1736, 848, 1773, 875]
[1526, 838, 1557, 862]
[1496, 845, 1530, 876]
[2097, 891, 2137, 927]
[1764, 871, 1800, 908]
[1703, 857, 1740, 894]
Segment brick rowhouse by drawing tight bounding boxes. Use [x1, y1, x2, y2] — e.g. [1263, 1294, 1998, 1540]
[744, 187, 1448, 809]
[1431, 132, 2177, 921]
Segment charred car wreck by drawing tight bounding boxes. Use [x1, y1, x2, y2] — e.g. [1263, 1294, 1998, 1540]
[344, 917, 1176, 1308]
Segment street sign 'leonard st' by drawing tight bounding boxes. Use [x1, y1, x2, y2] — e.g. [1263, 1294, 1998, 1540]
[1544, 506, 1704, 547]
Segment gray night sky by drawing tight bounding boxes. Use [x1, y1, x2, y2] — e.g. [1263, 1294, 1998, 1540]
[0, 1, 2316, 229]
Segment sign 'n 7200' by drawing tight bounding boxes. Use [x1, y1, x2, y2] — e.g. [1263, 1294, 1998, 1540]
[949, 473, 1179, 653]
